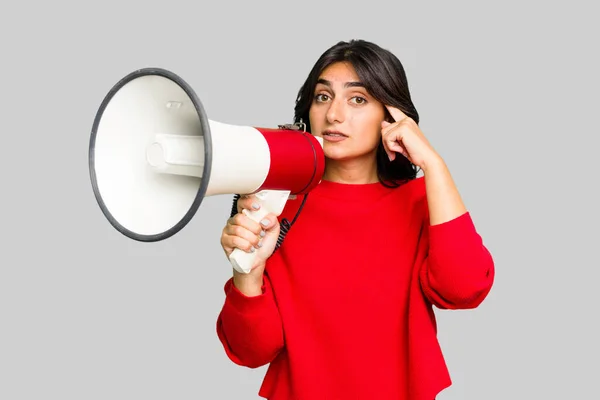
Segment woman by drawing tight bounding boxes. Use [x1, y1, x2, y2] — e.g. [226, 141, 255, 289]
[216, 39, 495, 400]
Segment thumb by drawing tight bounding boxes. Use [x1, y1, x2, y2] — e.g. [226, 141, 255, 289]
[259, 214, 279, 232]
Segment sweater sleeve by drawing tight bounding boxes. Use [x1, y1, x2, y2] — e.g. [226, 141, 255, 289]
[216, 272, 285, 368]
[419, 211, 495, 310]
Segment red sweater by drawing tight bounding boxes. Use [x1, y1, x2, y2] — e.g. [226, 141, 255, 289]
[216, 176, 495, 400]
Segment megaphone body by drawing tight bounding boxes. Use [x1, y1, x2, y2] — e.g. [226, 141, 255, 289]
[89, 68, 325, 273]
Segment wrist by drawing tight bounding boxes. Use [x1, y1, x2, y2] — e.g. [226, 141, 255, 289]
[233, 270, 264, 296]
[421, 153, 445, 174]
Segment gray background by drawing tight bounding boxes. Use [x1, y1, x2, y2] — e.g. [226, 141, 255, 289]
[1, 1, 598, 399]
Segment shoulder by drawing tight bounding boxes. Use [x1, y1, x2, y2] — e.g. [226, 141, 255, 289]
[390, 175, 426, 202]
[404, 175, 425, 194]
[387, 175, 429, 221]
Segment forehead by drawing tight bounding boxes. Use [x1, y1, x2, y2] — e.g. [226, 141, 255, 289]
[318, 62, 360, 83]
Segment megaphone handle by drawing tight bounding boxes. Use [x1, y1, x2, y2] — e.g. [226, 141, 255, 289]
[229, 190, 291, 274]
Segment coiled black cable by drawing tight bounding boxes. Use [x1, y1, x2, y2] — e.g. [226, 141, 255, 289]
[276, 218, 292, 251]
[229, 193, 309, 252]
[229, 194, 241, 219]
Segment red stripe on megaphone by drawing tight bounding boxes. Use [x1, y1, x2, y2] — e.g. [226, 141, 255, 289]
[255, 128, 325, 195]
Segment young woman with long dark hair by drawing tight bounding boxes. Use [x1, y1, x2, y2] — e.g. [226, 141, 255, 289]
[217, 39, 495, 400]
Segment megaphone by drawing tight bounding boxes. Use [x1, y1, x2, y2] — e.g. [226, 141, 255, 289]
[88, 67, 325, 273]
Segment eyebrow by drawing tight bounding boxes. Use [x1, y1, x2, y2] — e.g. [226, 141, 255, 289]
[316, 78, 365, 89]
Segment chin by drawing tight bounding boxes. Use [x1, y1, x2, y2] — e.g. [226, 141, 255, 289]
[323, 149, 355, 161]
[324, 146, 377, 163]
[322, 145, 343, 157]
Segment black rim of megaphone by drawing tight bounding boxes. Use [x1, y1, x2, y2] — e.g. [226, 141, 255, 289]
[88, 67, 212, 242]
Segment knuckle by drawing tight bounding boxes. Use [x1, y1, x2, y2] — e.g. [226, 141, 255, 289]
[233, 225, 245, 237]
[251, 224, 262, 235]
[232, 213, 244, 224]
[231, 238, 241, 250]
[237, 238, 252, 252]
[233, 236, 243, 248]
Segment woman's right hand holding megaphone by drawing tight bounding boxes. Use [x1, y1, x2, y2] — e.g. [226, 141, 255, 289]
[220, 194, 280, 296]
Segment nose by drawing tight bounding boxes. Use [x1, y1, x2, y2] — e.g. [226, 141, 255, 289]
[326, 98, 345, 124]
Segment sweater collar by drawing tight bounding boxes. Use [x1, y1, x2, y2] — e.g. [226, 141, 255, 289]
[310, 178, 398, 200]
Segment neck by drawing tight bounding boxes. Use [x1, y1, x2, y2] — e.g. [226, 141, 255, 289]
[322, 153, 378, 184]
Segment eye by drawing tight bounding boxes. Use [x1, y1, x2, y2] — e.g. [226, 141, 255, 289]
[314, 93, 330, 102]
[351, 96, 367, 105]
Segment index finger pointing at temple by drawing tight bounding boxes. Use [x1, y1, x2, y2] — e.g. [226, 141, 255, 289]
[385, 105, 409, 123]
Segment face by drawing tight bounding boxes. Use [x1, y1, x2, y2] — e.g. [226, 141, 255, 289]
[309, 61, 386, 162]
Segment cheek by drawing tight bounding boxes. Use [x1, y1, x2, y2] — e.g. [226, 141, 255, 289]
[355, 114, 384, 143]
[308, 107, 321, 129]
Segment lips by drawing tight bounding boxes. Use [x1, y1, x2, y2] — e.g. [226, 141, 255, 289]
[323, 130, 348, 137]
[321, 129, 348, 143]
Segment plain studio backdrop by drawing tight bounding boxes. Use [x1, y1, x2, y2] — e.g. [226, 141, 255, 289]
[1, 1, 598, 399]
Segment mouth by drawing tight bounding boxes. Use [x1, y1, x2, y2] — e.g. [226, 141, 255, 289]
[322, 130, 348, 138]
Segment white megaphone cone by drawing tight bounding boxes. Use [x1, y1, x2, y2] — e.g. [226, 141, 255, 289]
[89, 68, 325, 274]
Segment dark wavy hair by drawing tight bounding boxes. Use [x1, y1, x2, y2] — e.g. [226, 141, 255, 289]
[293, 39, 420, 187]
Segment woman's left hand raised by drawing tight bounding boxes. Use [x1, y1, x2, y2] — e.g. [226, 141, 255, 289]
[381, 105, 442, 170]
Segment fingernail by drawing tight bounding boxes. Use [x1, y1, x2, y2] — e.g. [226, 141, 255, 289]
[252, 202, 260, 210]
[257, 239, 263, 248]
[260, 219, 269, 227]
[260, 230, 266, 237]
